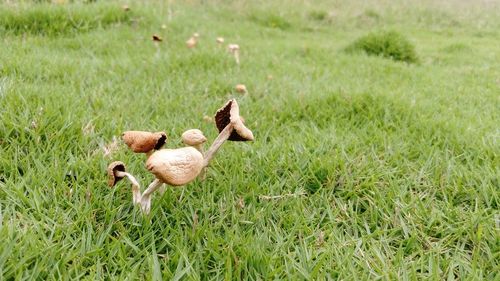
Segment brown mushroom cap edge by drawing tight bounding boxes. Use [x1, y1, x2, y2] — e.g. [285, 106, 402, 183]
[107, 161, 126, 187]
[215, 99, 254, 141]
[122, 131, 167, 153]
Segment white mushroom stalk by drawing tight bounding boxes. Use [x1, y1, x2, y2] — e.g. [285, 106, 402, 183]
[204, 99, 254, 166]
[140, 178, 163, 214]
[228, 44, 240, 65]
[107, 161, 142, 205]
[115, 171, 142, 204]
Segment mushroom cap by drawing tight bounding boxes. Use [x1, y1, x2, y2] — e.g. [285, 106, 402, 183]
[146, 147, 204, 186]
[122, 131, 167, 153]
[215, 99, 254, 141]
[228, 44, 240, 52]
[181, 129, 207, 146]
[152, 34, 163, 42]
[107, 161, 126, 187]
[186, 37, 197, 48]
[216, 37, 224, 43]
[235, 84, 247, 93]
[193, 32, 200, 38]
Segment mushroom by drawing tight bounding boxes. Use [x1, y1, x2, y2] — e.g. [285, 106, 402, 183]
[140, 146, 204, 214]
[157, 129, 208, 195]
[216, 37, 224, 44]
[235, 84, 247, 94]
[138, 100, 253, 214]
[186, 33, 199, 48]
[122, 131, 167, 155]
[122, 5, 130, 12]
[203, 115, 214, 123]
[152, 35, 163, 55]
[203, 99, 254, 166]
[181, 129, 207, 152]
[182, 129, 208, 180]
[228, 44, 240, 64]
[152, 34, 163, 42]
[107, 161, 141, 205]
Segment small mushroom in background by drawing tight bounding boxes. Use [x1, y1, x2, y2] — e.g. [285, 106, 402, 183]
[107, 161, 141, 205]
[203, 115, 214, 123]
[152, 34, 162, 42]
[122, 4, 130, 11]
[122, 131, 167, 156]
[228, 44, 240, 64]
[204, 99, 254, 166]
[152, 35, 163, 55]
[235, 84, 247, 94]
[161, 24, 167, 29]
[216, 37, 224, 44]
[186, 32, 199, 48]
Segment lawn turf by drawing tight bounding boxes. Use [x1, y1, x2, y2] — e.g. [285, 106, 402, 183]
[0, 0, 499, 279]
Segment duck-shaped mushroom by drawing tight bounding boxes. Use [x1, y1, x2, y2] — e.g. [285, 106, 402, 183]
[140, 130, 207, 213]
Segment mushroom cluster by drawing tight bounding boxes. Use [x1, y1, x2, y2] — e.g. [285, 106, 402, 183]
[106, 99, 254, 214]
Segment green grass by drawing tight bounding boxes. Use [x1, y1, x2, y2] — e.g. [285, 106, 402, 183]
[0, 0, 499, 279]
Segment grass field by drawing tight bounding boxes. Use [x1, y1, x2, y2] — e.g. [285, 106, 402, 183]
[0, 0, 499, 279]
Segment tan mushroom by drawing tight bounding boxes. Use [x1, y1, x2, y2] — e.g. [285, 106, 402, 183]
[216, 37, 224, 44]
[181, 129, 207, 152]
[182, 129, 209, 180]
[107, 161, 141, 205]
[228, 44, 240, 64]
[235, 84, 247, 94]
[157, 129, 208, 195]
[186, 33, 199, 48]
[122, 131, 167, 154]
[138, 100, 252, 214]
[140, 132, 205, 214]
[204, 99, 254, 166]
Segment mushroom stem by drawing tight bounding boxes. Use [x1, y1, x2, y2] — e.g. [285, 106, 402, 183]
[115, 171, 142, 205]
[234, 51, 240, 65]
[154, 42, 160, 58]
[140, 178, 163, 214]
[203, 123, 234, 167]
